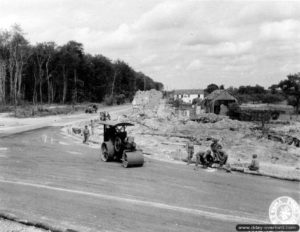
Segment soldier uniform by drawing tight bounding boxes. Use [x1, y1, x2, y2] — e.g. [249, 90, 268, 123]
[83, 125, 90, 143]
[210, 139, 228, 166]
[90, 120, 94, 135]
[248, 154, 259, 171]
[194, 150, 213, 169]
[186, 141, 194, 165]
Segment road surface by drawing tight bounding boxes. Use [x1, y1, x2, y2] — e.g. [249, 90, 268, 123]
[0, 127, 299, 231]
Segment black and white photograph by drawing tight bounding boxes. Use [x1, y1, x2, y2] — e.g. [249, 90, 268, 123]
[0, 0, 299, 231]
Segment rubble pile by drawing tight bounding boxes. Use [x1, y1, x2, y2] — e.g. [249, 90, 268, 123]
[191, 113, 227, 123]
[132, 89, 163, 113]
[266, 122, 300, 147]
[271, 122, 300, 138]
[124, 99, 299, 177]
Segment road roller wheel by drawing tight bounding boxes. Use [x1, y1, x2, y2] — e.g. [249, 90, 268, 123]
[101, 144, 109, 162]
[114, 136, 122, 152]
[122, 151, 144, 168]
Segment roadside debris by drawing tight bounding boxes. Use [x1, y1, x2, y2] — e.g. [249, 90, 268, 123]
[190, 113, 227, 123]
[85, 104, 98, 113]
[72, 127, 81, 134]
[267, 130, 300, 147]
[100, 111, 111, 121]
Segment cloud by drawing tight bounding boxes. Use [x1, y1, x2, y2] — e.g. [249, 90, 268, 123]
[133, 1, 193, 31]
[206, 41, 253, 57]
[184, 27, 237, 46]
[235, 2, 300, 25]
[187, 59, 202, 70]
[259, 19, 300, 41]
[141, 54, 158, 65]
[100, 24, 136, 49]
[0, 0, 299, 89]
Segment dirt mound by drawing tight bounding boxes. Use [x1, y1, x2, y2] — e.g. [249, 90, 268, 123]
[132, 89, 162, 112]
[192, 113, 227, 123]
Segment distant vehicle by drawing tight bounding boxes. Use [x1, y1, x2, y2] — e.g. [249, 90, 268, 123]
[85, 104, 98, 113]
[99, 121, 144, 168]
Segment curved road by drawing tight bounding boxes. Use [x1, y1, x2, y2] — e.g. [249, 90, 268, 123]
[0, 126, 299, 232]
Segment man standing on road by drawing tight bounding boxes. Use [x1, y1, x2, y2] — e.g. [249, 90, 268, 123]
[83, 125, 90, 144]
[186, 141, 194, 165]
[90, 120, 94, 135]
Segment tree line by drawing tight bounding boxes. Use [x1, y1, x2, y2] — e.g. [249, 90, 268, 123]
[0, 25, 163, 106]
[204, 73, 300, 113]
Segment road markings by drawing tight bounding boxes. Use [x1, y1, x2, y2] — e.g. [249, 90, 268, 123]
[59, 141, 69, 145]
[0, 179, 266, 224]
[67, 151, 82, 155]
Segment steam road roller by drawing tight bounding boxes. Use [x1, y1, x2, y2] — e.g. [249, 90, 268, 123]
[99, 121, 144, 168]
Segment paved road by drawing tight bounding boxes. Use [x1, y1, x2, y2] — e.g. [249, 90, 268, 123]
[0, 104, 130, 138]
[0, 127, 299, 232]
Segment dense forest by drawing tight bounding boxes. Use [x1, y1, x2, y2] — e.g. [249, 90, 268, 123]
[0, 25, 164, 106]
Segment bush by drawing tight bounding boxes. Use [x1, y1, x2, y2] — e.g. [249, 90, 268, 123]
[173, 99, 183, 108]
[0, 105, 14, 113]
[261, 93, 285, 104]
[192, 97, 202, 105]
[228, 102, 241, 120]
[116, 94, 126, 105]
[14, 105, 75, 118]
[104, 95, 114, 106]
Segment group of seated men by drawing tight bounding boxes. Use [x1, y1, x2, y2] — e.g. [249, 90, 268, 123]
[187, 138, 260, 171]
[186, 138, 228, 169]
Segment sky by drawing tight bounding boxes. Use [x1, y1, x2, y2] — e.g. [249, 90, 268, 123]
[0, 0, 299, 90]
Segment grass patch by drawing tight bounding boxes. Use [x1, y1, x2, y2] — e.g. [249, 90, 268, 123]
[0, 105, 14, 113]
[12, 104, 97, 118]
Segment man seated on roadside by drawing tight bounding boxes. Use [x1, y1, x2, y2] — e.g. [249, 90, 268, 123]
[210, 138, 222, 153]
[194, 150, 214, 170]
[210, 138, 228, 166]
[248, 154, 259, 171]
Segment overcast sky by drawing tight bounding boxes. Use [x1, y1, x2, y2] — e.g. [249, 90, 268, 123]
[0, 0, 299, 90]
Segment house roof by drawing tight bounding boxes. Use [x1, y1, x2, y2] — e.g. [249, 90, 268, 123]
[205, 90, 237, 102]
[173, 89, 204, 95]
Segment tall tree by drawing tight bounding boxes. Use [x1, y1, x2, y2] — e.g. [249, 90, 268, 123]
[0, 26, 164, 106]
[8, 25, 29, 104]
[58, 41, 83, 103]
[0, 31, 10, 104]
[43, 42, 56, 103]
[205, 83, 219, 94]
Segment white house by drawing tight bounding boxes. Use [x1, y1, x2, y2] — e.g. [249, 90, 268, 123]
[173, 89, 204, 104]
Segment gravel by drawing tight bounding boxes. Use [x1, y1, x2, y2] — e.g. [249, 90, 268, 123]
[0, 219, 47, 232]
